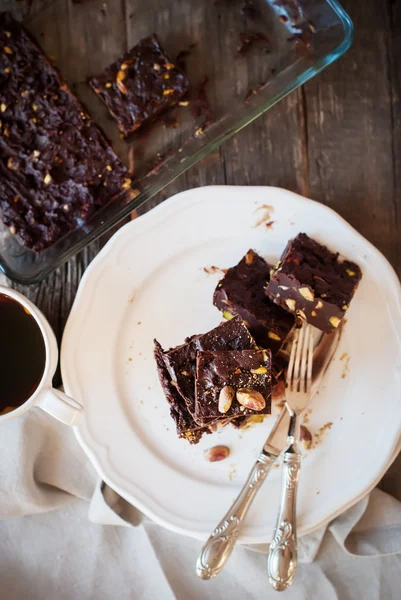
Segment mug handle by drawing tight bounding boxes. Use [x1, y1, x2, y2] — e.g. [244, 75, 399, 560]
[36, 387, 84, 426]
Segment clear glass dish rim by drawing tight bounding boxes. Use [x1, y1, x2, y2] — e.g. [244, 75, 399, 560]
[1, 0, 353, 285]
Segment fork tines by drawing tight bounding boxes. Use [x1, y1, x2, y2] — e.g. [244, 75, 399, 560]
[287, 323, 314, 394]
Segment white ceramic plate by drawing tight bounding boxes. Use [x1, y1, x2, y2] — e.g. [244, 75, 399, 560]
[61, 186, 401, 544]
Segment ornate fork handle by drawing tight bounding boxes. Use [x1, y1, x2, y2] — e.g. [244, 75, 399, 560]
[196, 452, 276, 580]
[267, 444, 301, 591]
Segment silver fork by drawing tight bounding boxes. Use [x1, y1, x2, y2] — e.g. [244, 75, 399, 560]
[267, 322, 314, 592]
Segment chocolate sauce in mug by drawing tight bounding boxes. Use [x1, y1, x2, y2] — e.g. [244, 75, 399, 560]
[0, 293, 46, 414]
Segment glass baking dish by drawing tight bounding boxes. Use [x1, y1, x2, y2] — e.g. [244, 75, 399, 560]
[0, 0, 352, 284]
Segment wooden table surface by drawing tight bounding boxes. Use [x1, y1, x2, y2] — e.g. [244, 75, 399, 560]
[3, 0, 401, 498]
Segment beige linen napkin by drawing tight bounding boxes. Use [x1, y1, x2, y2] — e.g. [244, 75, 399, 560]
[1, 409, 401, 599]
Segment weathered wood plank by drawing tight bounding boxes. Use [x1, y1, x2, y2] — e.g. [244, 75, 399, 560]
[304, 0, 400, 274]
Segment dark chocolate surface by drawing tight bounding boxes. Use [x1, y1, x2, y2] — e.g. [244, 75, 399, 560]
[89, 34, 190, 137]
[195, 348, 272, 421]
[213, 249, 295, 353]
[162, 315, 255, 423]
[154, 340, 209, 444]
[0, 12, 129, 252]
[266, 233, 362, 333]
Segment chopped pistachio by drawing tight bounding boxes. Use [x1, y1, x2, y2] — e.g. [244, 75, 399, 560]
[105, 82, 112, 88]
[298, 286, 314, 301]
[106, 165, 112, 171]
[222, 310, 234, 320]
[251, 366, 267, 375]
[32, 104, 38, 111]
[116, 69, 127, 94]
[285, 299, 296, 311]
[346, 269, 356, 277]
[268, 331, 281, 342]
[329, 316, 341, 328]
[7, 157, 17, 170]
[342, 304, 349, 311]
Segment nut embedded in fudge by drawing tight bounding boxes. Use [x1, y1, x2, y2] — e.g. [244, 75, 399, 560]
[154, 340, 211, 444]
[195, 348, 272, 422]
[0, 12, 129, 252]
[266, 233, 362, 333]
[213, 249, 296, 353]
[89, 34, 191, 137]
[159, 315, 256, 424]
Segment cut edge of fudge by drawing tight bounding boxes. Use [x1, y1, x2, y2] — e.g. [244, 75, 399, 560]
[89, 34, 191, 137]
[194, 348, 272, 422]
[161, 315, 256, 424]
[266, 233, 362, 333]
[154, 339, 210, 444]
[213, 249, 296, 353]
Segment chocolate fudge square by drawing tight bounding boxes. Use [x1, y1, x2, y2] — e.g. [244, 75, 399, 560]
[213, 249, 296, 353]
[195, 349, 272, 421]
[160, 315, 255, 423]
[154, 340, 210, 444]
[266, 233, 362, 333]
[89, 35, 190, 137]
[0, 12, 130, 252]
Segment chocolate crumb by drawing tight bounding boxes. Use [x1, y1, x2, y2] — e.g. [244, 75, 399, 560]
[237, 32, 270, 56]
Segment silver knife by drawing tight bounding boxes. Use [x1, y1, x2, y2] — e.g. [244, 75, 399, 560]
[196, 325, 342, 580]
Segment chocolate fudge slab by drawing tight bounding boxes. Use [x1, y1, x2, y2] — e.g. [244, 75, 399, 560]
[162, 315, 255, 423]
[266, 233, 362, 333]
[213, 249, 295, 353]
[154, 340, 210, 444]
[0, 12, 130, 252]
[195, 349, 272, 421]
[89, 35, 190, 137]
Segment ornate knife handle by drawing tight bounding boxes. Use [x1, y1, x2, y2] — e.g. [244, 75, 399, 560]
[196, 453, 276, 580]
[267, 445, 301, 592]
